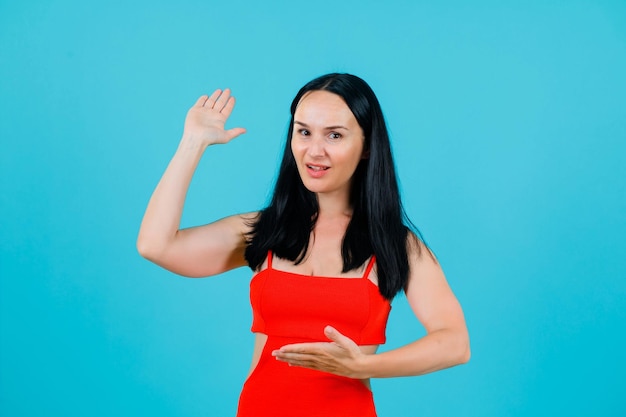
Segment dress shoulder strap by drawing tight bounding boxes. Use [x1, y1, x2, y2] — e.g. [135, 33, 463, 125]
[362, 255, 376, 279]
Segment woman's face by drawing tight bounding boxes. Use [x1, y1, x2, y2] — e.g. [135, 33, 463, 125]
[291, 90, 366, 199]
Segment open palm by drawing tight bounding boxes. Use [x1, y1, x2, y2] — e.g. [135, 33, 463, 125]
[183, 88, 246, 146]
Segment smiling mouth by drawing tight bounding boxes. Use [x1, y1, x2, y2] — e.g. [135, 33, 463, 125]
[306, 165, 329, 171]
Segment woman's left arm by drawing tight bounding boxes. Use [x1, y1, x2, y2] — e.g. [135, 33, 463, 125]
[273, 236, 470, 379]
[360, 236, 470, 377]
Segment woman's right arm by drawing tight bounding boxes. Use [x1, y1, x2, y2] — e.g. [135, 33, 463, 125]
[136, 89, 250, 278]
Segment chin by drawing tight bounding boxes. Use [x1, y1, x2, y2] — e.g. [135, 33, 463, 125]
[299, 180, 330, 194]
[301, 183, 325, 194]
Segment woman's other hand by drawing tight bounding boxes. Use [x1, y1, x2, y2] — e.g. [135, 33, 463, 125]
[183, 88, 247, 147]
[272, 326, 371, 379]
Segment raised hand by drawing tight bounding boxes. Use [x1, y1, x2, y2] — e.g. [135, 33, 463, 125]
[183, 88, 247, 147]
[271, 326, 369, 379]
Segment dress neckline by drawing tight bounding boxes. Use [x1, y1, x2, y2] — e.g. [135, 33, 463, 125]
[265, 250, 376, 281]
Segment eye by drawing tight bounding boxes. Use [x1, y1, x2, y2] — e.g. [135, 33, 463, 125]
[298, 129, 310, 136]
[328, 132, 342, 140]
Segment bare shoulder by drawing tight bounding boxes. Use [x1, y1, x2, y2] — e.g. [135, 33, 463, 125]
[404, 230, 449, 307]
[405, 231, 439, 270]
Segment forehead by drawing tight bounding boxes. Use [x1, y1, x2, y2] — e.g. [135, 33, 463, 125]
[294, 90, 357, 126]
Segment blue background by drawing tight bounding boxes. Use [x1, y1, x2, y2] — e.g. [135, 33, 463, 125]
[1, 0, 625, 416]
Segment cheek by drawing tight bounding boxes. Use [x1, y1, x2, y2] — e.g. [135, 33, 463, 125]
[290, 142, 307, 166]
[347, 145, 365, 165]
[290, 141, 300, 158]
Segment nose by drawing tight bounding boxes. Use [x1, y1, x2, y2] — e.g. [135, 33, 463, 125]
[307, 136, 326, 158]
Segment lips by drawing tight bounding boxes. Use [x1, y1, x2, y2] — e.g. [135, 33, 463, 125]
[305, 163, 330, 178]
[306, 164, 329, 171]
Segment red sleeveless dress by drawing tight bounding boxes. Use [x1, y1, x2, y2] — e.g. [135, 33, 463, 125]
[236, 251, 392, 417]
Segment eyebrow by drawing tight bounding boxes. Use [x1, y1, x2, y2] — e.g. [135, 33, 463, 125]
[294, 121, 349, 130]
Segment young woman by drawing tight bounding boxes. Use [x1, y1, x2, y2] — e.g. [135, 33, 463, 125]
[137, 73, 470, 416]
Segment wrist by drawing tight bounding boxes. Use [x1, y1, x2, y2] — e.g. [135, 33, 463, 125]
[354, 353, 377, 379]
[178, 134, 211, 154]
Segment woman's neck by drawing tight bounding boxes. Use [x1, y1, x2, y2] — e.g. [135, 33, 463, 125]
[316, 191, 352, 219]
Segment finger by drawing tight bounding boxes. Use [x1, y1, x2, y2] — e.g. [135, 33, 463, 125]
[204, 89, 223, 107]
[273, 342, 326, 354]
[273, 351, 312, 361]
[275, 352, 341, 374]
[325, 326, 361, 354]
[274, 352, 321, 368]
[221, 96, 236, 118]
[214, 87, 232, 111]
[324, 326, 349, 345]
[193, 95, 209, 108]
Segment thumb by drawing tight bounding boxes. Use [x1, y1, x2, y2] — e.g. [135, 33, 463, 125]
[324, 326, 354, 348]
[226, 127, 247, 141]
